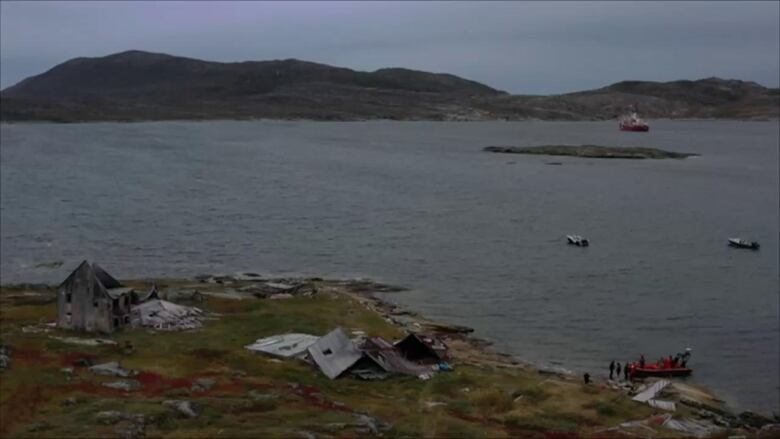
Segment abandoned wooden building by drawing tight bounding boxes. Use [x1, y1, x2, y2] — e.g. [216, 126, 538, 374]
[57, 261, 135, 333]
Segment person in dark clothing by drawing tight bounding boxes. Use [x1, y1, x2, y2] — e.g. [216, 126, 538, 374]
[609, 360, 615, 380]
[639, 354, 645, 368]
[624, 362, 630, 380]
[584, 372, 591, 384]
[616, 362, 622, 379]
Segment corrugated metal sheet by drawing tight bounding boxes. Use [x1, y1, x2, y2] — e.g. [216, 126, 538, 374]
[307, 328, 363, 379]
[130, 299, 203, 331]
[245, 333, 319, 359]
[632, 379, 670, 402]
[647, 399, 676, 411]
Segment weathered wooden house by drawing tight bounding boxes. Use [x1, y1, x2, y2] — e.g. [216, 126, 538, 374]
[57, 261, 135, 333]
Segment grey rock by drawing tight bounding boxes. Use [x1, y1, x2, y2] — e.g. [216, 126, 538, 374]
[163, 400, 198, 418]
[190, 377, 215, 392]
[759, 424, 780, 438]
[96, 411, 125, 425]
[249, 390, 278, 401]
[353, 413, 392, 434]
[323, 423, 348, 432]
[61, 397, 78, 406]
[116, 426, 143, 439]
[739, 410, 775, 428]
[0, 344, 10, 371]
[103, 379, 142, 391]
[89, 361, 135, 377]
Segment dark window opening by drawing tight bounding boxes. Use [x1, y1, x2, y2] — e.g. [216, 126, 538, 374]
[66, 293, 72, 303]
[323, 349, 333, 355]
[93, 300, 98, 308]
[113, 318, 119, 327]
[124, 316, 129, 324]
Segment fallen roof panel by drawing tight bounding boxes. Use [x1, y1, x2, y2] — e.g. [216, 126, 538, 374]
[245, 333, 319, 359]
[633, 379, 671, 403]
[307, 328, 363, 379]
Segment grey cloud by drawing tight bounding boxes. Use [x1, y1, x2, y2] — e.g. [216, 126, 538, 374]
[1, 1, 778, 93]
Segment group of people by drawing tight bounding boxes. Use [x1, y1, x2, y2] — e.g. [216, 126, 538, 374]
[609, 360, 630, 381]
[585, 349, 692, 385]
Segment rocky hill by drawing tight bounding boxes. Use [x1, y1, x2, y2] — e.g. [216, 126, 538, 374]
[1, 50, 777, 121]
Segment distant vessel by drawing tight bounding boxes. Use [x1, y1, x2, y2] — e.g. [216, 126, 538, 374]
[619, 106, 650, 132]
[566, 235, 589, 247]
[728, 238, 760, 250]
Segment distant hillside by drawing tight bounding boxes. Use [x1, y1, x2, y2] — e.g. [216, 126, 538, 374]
[1, 50, 777, 122]
[475, 77, 779, 121]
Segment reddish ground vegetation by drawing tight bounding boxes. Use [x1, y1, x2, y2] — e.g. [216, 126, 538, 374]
[134, 371, 192, 396]
[10, 347, 48, 364]
[291, 385, 353, 413]
[0, 384, 48, 436]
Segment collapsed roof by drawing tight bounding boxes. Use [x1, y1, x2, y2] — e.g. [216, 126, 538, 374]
[395, 333, 449, 364]
[361, 336, 433, 376]
[130, 299, 203, 331]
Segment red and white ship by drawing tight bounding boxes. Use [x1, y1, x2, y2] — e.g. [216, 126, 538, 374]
[618, 107, 649, 132]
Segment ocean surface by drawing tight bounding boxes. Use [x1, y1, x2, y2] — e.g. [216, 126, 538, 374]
[1, 120, 778, 414]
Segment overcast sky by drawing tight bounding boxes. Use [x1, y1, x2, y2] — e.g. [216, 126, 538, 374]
[1, 1, 778, 93]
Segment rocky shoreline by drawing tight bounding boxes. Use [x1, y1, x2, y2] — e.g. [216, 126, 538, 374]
[483, 144, 699, 159]
[1, 273, 778, 437]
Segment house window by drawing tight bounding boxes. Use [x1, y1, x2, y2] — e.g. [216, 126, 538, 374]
[65, 312, 72, 324]
[66, 293, 72, 303]
[93, 300, 98, 308]
[113, 318, 119, 327]
[323, 349, 333, 355]
[124, 316, 129, 324]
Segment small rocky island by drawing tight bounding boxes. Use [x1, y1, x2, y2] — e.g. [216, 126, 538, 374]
[483, 145, 698, 159]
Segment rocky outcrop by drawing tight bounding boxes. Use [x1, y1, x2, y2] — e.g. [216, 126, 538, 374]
[483, 145, 698, 159]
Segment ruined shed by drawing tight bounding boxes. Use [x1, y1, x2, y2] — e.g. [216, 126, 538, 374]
[361, 336, 432, 376]
[57, 261, 134, 333]
[395, 333, 449, 364]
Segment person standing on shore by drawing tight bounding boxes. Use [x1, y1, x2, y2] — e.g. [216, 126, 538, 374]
[609, 360, 615, 380]
[639, 355, 645, 368]
[624, 362, 630, 380]
[616, 362, 622, 380]
[584, 372, 591, 384]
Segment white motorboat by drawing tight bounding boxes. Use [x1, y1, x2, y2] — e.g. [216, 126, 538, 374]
[566, 235, 589, 247]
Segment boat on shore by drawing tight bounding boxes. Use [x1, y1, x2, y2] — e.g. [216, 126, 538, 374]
[728, 238, 759, 250]
[630, 365, 692, 378]
[566, 235, 589, 247]
[628, 349, 692, 379]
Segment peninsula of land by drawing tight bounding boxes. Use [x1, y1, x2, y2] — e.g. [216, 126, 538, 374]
[1, 50, 778, 122]
[2, 273, 777, 438]
[483, 145, 698, 159]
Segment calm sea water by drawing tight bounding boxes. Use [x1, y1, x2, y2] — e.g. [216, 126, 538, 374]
[1, 120, 778, 414]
